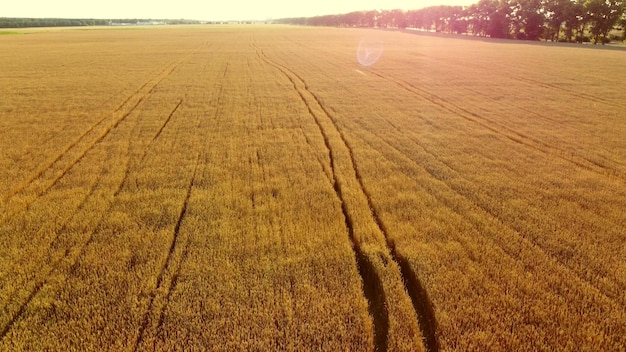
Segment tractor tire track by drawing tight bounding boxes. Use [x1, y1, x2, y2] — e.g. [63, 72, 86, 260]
[2, 84, 198, 330]
[252, 38, 436, 352]
[276, 46, 622, 304]
[277, 33, 621, 345]
[152, 100, 183, 150]
[134, 52, 216, 350]
[133, 160, 198, 352]
[353, 117, 621, 306]
[2, 114, 112, 202]
[506, 71, 626, 111]
[2, 98, 185, 314]
[3, 74, 166, 203]
[1, 45, 202, 222]
[369, 70, 626, 183]
[251, 40, 388, 351]
[0, 282, 43, 340]
[305, 74, 440, 352]
[0, 47, 203, 341]
[116, 98, 185, 198]
[0, 111, 141, 341]
[415, 52, 626, 111]
[37, 94, 147, 198]
[1, 95, 179, 331]
[151, 235, 191, 351]
[344, 135, 439, 352]
[2, 89, 138, 220]
[0, 97, 144, 338]
[249, 42, 334, 187]
[461, 85, 626, 170]
[0, 179, 123, 341]
[3, 77, 138, 200]
[0, 166, 108, 314]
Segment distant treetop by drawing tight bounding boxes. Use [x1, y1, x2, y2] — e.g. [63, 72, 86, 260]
[275, 1, 626, 44]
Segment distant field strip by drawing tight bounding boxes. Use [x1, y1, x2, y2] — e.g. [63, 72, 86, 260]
[1, 26, 624, 351]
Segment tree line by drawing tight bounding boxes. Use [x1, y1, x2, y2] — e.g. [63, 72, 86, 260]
[275, 0, 626, 44]
[0, 18, 204, 28]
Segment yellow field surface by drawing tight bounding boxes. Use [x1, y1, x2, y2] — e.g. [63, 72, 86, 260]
[0, 25, 624, 351]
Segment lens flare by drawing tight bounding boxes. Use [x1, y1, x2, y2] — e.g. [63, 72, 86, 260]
[357, 37, 383, 67]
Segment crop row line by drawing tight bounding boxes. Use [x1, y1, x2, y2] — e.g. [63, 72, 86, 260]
[461, 85, 626, 170]
[369, 70, 625, 184]
[368, 115, 626, 306]
[505, 69, 626, 111]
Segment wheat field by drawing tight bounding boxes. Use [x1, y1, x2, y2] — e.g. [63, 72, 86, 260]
[0, 25, 625, 351]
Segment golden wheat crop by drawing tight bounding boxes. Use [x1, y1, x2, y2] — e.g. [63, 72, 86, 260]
[1, 25, 624, 351]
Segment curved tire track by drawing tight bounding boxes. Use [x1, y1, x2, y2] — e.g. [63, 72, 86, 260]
[251, 39, 389, 351]
[349, 113, 622, 307]
[252, 37, 437, 352]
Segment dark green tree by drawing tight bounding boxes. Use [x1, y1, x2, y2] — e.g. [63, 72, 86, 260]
[545, 0, 576, 40]
[511, 0, 546, 39]
[585, 0, 625, 43]
[562, 0, 586, 41]
[467, 0, 513, 37]
[490, 0, 514, 38]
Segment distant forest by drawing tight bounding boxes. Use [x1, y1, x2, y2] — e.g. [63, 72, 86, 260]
[0, 18, 205, 28]
[276, 0, 626, 44]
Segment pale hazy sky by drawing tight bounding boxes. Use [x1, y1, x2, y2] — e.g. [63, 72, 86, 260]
[5, 0, 475, 21]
